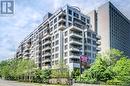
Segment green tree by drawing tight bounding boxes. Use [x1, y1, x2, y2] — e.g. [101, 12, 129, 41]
[0, 58, 36, 81]
[107, 57, 130, 85]
[51, 57, 69, 78]
[71, 68, 80, 79]
[80, 49, 127, 84]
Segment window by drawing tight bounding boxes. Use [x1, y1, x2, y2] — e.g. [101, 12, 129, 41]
[68, 9, 72, 15]
[73, 12, 79, 18]
[50, 21, 53, 26]
[52, 36, 54, 40]
[68, 16, 72, 21]
[64, 59, 67, 64]
[52, 61, 54, 65]
[87, 38, 91, 43]
[55, 60, 58, 65]
[87, 32, 91, 37]
[87, 46, 91, 50]
[55, 47, 59, 52]
[68, 22, 72, 27]
[54, 24, 57, 29]
[54, 18, 57, 23]
[52, 48, 54, 53]
[65, 45, 68, 50]
[55, 53, 58, 58]
[92, 34, 96, 38]
[87, 19, 90, 24]
[65, 52, 68, 57]
[65, 31, 68, 36]
[55, 33, 59, 39]
[86, 25, 89, 29]
[93, 47, 96, 51]
[81, 16, 86, 22]
[52, 42, 54, 46]
[55, 40, 59, 45]
[87, 52, 91, 57]
[52, 55, 54, 59]
[50, 27, 53, 32]
[93, 41, 96, 45]
[65, 38, 68, 43]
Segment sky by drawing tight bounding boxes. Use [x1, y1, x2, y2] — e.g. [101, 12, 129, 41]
[0, 0, 130, 61]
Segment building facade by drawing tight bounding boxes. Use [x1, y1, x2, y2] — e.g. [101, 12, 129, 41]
[16, 5, 100, 70]
[88, 2, 130, 57]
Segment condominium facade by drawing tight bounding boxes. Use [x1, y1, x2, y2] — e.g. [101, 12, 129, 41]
[16, 5, 100, 70]
[88, 2, 130, 57]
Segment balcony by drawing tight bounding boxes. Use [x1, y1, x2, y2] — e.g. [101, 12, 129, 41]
[69, 53, 80, 59]
[58, 11, 66, 17]
[24, 52, 30, 57]
[43, 40, 51, 45]
[42, 35, 51, 40]
[24, 48, 29, 52]
[69, 38, 82, 45]
[96, 41, 101, 45]
[69, 31, 82, 38]
[57, 24, 66, 30]
[42, 46, 51, 51]
[43, 53, 51, 57]
[69, 46, 82, 52]
[25, 44, 31, 48]
[44, 58, 51, 62]
[58, 18, 66, 23]
[96, 35, 101, 40]
[96, 47, 101, 51]
[42, 65, 51, 69]
[69, 25, 83, 32]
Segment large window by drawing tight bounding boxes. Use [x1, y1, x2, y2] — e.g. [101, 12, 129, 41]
[87, 38, 91, 43]
[68, 16, 72, 21]
[73, 12, 79, 18]
[68, 22, 72, 27]
[54, 18, 57, 23]
[92, 34, 96, 38]
[65, 38, 68, 43]
[65, 31, 68, 36]
[55, 33, 59, 39]
[52, 55, 54, 59]
[81, 16, 86, 22]
[68, 9, 72, 15]
[55, 53, 59, 58]
[54, 24, 57, 29]
[55, 47, 59, 52]
[87, 46, 91, 50]
[65, 52, 68, 57]
[52, 48, 54, 53]
[87, 19, 90, 24]
[65, 45, 68, 50]
[93, 40, 96, 45]
[50, 21, 53, 26]
[87, 32, 91, 37]
[55, 40, 59, 45]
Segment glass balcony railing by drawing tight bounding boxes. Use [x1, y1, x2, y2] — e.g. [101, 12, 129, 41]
[69, 38, 82, 44]
[69, 31, 82, 38]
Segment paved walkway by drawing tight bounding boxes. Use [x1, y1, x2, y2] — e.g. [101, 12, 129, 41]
[0, 79, 69, 86]
[0, 79, 115, 86]
[73, 83, 114, 86]
[0, 79, 42, 86]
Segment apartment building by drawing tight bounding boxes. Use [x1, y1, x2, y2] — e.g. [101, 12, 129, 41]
[16, 5, 100, 70]
[88, 2, 130, 57]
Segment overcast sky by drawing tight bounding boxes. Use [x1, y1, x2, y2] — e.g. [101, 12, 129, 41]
[0, 0, 130, 61]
